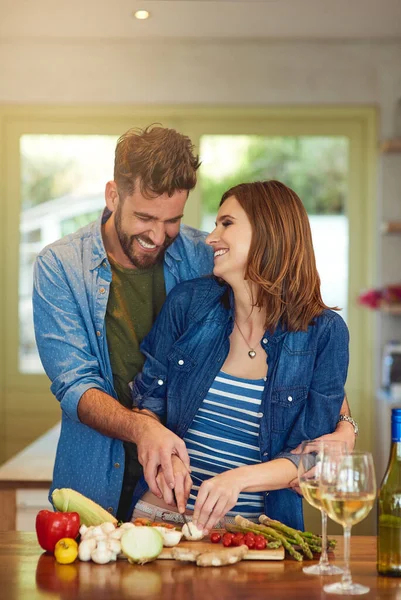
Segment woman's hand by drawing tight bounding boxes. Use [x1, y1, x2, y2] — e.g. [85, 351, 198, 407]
[192, 469, 244, 533]
[155, 455, 193, 513]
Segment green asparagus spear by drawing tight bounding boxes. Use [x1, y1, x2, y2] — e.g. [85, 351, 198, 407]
[259, 515, 313, 559]
[234, 516, 304, 562]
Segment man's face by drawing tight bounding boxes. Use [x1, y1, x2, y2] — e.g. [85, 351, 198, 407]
[109, 183, 188, 269]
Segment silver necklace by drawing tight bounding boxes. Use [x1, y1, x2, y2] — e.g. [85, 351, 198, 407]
[235, 320, 257, 359]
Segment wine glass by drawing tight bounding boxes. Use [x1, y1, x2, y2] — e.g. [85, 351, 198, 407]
[298, 440, 347, 575]
[320, 451, 376, 595]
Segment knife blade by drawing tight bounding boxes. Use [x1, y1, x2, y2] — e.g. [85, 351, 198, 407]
[172, 489, 193, 537]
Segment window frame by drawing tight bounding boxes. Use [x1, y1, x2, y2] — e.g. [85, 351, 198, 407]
[0, 105, 377, 460]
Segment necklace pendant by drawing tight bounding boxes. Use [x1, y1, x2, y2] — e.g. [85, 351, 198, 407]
[248, 350, 256, 359]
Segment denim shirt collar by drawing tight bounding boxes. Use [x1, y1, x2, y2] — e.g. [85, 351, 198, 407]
[195, 280, 287, 343]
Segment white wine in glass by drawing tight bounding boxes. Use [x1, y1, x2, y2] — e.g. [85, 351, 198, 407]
[298, 439, 347, 576]
[320, 451, 376, 595]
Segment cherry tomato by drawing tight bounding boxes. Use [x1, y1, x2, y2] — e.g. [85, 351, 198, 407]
[222, 532, 234, 547]
[232, 533, 245, 547]
[254, 537, 267, 550]
[210, 532, 222, 544]
[254, 534, 266, 543]
[244, 532, 255, 549]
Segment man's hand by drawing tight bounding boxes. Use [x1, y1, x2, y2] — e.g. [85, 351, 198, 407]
[135, 415, 191, 498]
[288, 424, 356, 494]
[155, 456, 193, 513]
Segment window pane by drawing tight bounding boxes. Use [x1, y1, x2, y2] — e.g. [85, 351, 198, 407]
[19, 135, 118, 374]
[199, 135, 349, 320]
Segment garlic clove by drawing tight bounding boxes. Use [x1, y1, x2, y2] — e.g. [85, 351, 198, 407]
[182, 522, 205, 541]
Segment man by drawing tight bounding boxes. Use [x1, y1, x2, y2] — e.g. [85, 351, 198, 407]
[33, 125, 356, 522]
[33, 125, 213, 521]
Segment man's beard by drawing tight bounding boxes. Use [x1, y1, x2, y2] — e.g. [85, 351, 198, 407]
[114, 203, 176, 269]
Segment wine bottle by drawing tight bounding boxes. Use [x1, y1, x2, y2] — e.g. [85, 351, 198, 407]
[378, 408, 401, 576]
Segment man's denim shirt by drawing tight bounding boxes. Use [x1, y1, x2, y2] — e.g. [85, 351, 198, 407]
[32, 211, 214, 516]
[132, 277, 349, 530]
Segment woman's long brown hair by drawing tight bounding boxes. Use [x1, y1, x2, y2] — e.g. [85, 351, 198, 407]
[220, 180, 338, 332]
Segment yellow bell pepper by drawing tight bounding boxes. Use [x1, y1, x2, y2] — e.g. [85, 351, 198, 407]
[54, 538, 78, 564]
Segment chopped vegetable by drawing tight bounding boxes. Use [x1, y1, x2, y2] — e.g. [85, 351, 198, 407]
[182, 522, 205, 541]
[152, 526, 183, 547]
[36, 509, 80, 553]
[52, 488, 117, 527]
[54, 538, 79, 564]
[121, 526, 163, 565]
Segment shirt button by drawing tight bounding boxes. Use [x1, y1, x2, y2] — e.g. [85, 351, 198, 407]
[288, 396, 293, 402]
[99, 287, 106, 294]
[263, 338, 268, 344]
[96, 330, 101, 337]
[263, 452, 268, 457]
[114, 463, 120, 469]
[107, 507, 114, 513]
[157, 379, 164, 386]
[102, 261, 107, 268]
[178, 359, 184, 366]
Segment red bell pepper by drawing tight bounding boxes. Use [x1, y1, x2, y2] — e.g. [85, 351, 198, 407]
[35, 510, 80, 553]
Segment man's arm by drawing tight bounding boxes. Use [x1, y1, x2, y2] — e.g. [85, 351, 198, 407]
[33, 251, 189, 495]
[78, 389, 190, 495]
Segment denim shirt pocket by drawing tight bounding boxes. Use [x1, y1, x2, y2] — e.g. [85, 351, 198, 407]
[167, 347, 197, 373]
[271, 386, 308, 432]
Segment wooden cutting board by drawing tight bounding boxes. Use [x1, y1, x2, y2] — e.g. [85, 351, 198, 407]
[158, 540, 284, 561]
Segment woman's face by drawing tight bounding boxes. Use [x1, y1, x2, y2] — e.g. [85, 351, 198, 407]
[206, 195, 253, 284]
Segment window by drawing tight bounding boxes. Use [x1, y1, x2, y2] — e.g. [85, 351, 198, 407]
[19, 134, 117, 373]
[199, 135, 349, 319]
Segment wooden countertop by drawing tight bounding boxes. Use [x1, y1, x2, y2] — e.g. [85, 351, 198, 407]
[0, 423, 59, 531]
[0, 533, 398, 600]
[0, 423, 59, 487]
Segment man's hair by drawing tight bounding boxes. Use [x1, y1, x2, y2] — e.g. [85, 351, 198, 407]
[114, 124, 200, 199]
[220, 180, 337, 332]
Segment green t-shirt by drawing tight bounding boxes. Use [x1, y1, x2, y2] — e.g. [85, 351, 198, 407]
[105, 256, 166, 519]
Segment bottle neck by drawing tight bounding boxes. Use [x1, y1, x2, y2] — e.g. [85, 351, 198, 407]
[392, 418, 401, 445]
[389, 441, 401, 463]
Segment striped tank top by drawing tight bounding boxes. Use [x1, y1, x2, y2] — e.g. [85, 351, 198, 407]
[184, 370, 266, 518]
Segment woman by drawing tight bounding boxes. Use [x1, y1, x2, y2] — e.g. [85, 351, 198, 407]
[130, 180, 349, 532]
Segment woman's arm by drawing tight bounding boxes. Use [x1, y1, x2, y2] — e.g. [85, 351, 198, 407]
[291, 395, 355, 454]
[193, 458, 297, 532]
[274, 312, 350, 468]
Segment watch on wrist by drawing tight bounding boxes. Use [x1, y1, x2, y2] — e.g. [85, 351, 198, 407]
[337, 414, 359, 436]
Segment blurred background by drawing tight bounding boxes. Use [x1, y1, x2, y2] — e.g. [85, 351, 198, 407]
[1, 0, 401, 534]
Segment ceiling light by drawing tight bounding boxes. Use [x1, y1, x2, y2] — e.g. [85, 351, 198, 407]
[133, 10, 150, 20]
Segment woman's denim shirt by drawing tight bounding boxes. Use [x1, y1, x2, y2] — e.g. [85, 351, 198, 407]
[132, 276, 349, 530]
